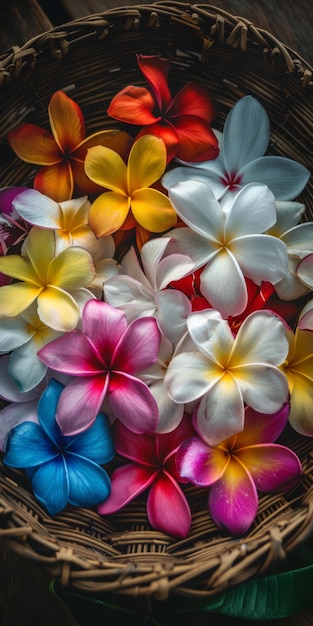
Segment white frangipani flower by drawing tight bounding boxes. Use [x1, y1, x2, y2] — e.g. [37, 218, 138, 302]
[164, 309, 289, 445]
[104, 237, 194, 346]
[162, 95, 310, 211]
[165, 180, 288, 318]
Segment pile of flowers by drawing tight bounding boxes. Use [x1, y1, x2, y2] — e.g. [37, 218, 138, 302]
[0, 55, 312, 538]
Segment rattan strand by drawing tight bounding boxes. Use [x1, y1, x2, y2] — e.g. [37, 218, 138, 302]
[0, 1, 313, 599]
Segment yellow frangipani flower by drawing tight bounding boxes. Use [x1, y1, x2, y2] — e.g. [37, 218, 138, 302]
[84, 134, 177, 248]
[0, 227, 95, 332]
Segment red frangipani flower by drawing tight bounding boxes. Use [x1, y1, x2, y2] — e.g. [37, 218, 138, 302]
[38, 299, 161, 436]
[98, 413, 195, 538]
[107, 55, 219, 163]
[176, 404, 302, 536]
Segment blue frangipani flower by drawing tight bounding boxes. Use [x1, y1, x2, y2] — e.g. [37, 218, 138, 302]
[3, 378, 115, 515]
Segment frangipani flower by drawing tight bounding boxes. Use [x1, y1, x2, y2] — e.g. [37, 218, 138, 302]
[165, 180, 288, 318]
[164, 309, 289, 445]
[176, 404, 302, 536]
[7, 90, 132, 202]
[38, 299, 161, 435]
[104, 237, 194, 346]
[98, 413, 195, 538]
[0, 302, 62, 392]
[162, 95, 310, 209]
[281, 305, 313, 436]
[85, 134, 177, 248]
[107, 54, 219, 163]
[0, 227, 95, 332]
[3, 379, 114, 515]
[12, 188, 95, 254]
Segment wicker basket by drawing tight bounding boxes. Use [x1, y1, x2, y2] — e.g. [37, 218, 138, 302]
[0, 1, 313, 601]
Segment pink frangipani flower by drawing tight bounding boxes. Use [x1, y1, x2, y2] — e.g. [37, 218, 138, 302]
[98, 413, 195, 538]
[176, 404, 302, 536]
[38, 299, 161, 436]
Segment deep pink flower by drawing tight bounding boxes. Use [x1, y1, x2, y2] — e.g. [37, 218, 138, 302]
[176, 404, 302, 536]
[99, 413, 195, 538]
[38, 300, 161, 436]
[108, 55, 219, 163]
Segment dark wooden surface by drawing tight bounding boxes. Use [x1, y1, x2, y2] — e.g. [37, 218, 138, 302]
[0, 1, 313, 625]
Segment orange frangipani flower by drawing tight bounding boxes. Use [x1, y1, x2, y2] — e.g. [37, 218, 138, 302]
[7, 90, 132, 202]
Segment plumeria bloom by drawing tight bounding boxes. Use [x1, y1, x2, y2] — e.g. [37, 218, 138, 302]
[107, 54, 219, 163]
[0, 186, 29, 256]
[0, 302, 62, 392]
[162, 95, 310, 210]
[85, 134, 177, 249]
[98, 413, 196, 538]
[7, 89, 132, 202]
[164, 309, 289, 445]
[3, 379, 114, 515]
[104, 237, 194, 346]
[280, 302, 313, 436]
[176, 404, 302, 536]
[266, 200, 313, 300]
[0, 227, 95, 332]
[38, 299, 161, 436]
[164, 180, 288, 318]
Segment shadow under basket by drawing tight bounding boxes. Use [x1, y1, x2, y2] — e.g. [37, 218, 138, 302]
[0, 1, 313, 601]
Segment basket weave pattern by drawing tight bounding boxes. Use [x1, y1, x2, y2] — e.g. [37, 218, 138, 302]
[0, 2, 313, 599]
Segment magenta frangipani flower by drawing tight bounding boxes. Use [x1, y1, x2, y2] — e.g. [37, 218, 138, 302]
[176, 404, 302, 536]
[38, 299, 161, 436]
[98, 413, 196, 538]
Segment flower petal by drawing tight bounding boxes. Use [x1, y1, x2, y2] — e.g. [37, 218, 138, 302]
[0, 282, 40, 317]
[37, 378, 64, 444]
[200, 248, 248, 317]
[0, 316, 31, 353]
[230, 234, 288, 286]
[0, 252, 40, 284]
[34, 162, 74, 202]
[165, 351, 215, 404]
[56, 375, 108, 435]
[235, 403, 290, 447]
[172, 115, 219, 162]
[168, 180, 223, 240]
[31, 457, 68, 514]
[66, 413, 114, 464]
[128, 135, 167, 192]
[194, 373, 245, 445]
[48, 90, 85, 152]
[169, 80, 217, 123]
[108, 85, 159, 125]
[155, 289, 191, 347]
[288, 370, 313, 436]
[231, 310, 289, 366]
[131, 188, 176, 232]
[9, 339, 47, 392]
[113, 316, 160, 373]
[223, 95, 270, 172]
[236, 444, 302, 492]
[225, 183, 277, 236]
[187, 308, 233, 360]
[149, 379, 185, 433]
[84, 144, 127, 193]
[98, 464, 156, 513]
[88, 192, 129, 237]
[4, 421, 57, 468]
[108, 372, 159, 433]
[113, 420, 157, 463]
[7, 124, 62, 165]
[209, 456, 258, 536]
[12, 188, 61, 229]
[234, 363, 289, 413]
[48, 246, 94, 289]
[147, 472, 191, 538]
[241, 156, 310, 200]
[66, 454, 112, 507]
[297, 253, 313, 289]
[37, 287, 80, 332]
[162, 165, 226, 200]
[137, 55, 172, 110]
[0, 399, 39, 452]
[177, 436, 228, 485]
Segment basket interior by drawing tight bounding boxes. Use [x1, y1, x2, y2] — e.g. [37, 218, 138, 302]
[0, 2, 313, 599]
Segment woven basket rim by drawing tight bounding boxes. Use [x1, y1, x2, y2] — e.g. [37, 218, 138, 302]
[0, 1, 313, 601]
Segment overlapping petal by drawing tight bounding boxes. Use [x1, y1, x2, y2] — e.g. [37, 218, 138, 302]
[147, 472, 191, 538]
